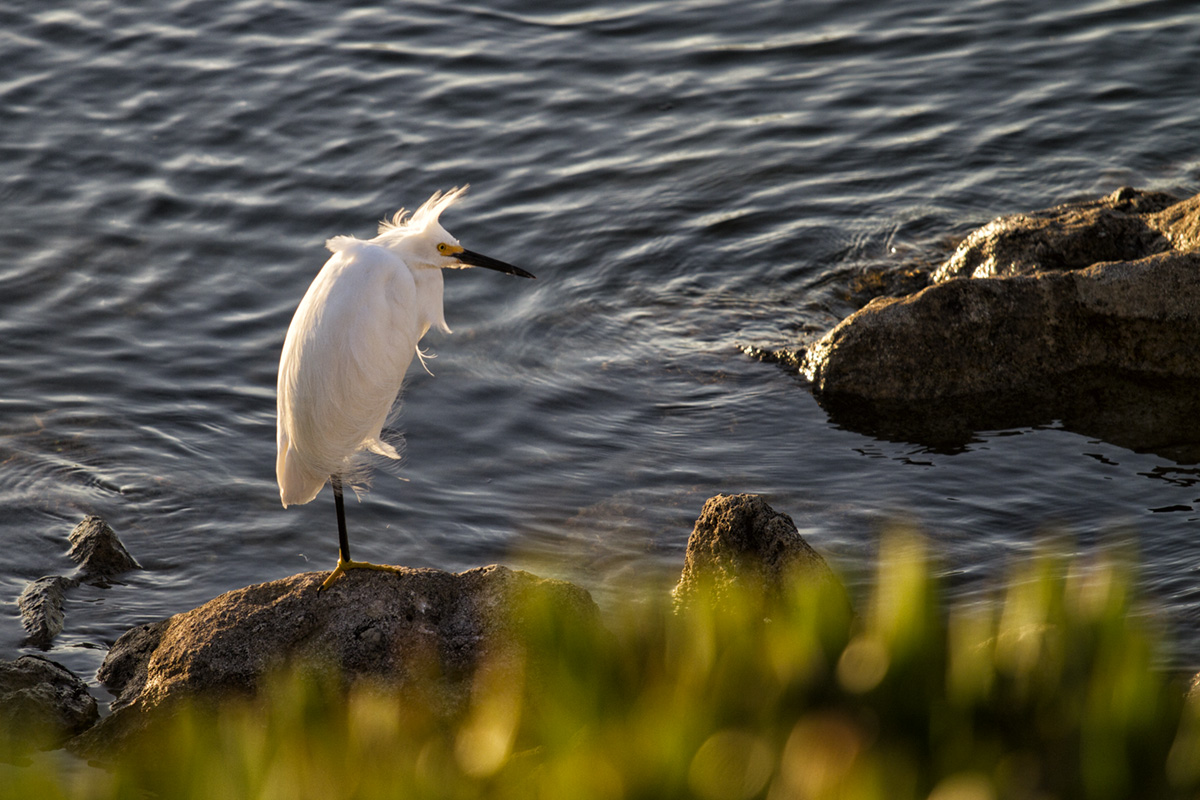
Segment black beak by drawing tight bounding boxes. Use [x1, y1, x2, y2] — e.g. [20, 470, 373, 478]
[457, 248, 535, 279]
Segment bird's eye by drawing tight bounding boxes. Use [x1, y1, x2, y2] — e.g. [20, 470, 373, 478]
[437, 243, 450, 255]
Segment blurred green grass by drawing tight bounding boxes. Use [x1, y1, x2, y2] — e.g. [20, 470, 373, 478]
[6, 530, 1200, 799]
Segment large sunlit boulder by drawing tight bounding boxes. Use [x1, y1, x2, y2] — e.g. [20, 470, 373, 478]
[70, 565, 599, 759]
[801, 187, 1200, 456]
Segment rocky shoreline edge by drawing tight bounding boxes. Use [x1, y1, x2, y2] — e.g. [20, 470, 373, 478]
[3, 494, 834, 763]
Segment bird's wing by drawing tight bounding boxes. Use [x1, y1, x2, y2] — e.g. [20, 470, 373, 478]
[276, 242, 424, 501]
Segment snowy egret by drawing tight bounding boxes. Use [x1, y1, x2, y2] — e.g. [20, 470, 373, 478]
[276, 187, 534, 590]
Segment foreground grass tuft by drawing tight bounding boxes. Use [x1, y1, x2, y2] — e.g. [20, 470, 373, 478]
[6, 533, 1200, 799]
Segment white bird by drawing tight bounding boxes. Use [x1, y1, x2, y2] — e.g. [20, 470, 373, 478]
[276, 186, 534, 590]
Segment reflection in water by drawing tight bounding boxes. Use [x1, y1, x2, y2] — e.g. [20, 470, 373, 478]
[816, 373, 1200, 464]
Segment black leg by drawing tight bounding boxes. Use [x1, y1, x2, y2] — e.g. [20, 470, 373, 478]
[320, 473, 399, 591]
[332, 474, 351, 564]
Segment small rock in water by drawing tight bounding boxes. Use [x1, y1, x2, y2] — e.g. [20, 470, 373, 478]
[12, 515, 141, 650]
[68, 515, 141, 583]
[673, 493, 849, 613]
[17, 575, 79, 650]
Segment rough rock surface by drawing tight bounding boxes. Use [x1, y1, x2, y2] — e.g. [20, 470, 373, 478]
[71, 565, 599, 758]
[68, 515, 142, 582]
[0, 655, 98, 759]
[802, 187, 1200, 455]
[673, 493, 847, 610]
[807, 250, 1200, 400]
[1150, 191, 1200, 251]
[17, 576, 77, 650]
[931, 187, 1178, 282]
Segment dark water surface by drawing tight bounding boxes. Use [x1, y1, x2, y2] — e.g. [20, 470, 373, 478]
[2, 0, 1199, 685]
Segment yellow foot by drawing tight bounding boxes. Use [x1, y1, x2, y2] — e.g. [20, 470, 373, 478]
[318, 558, 404, 591]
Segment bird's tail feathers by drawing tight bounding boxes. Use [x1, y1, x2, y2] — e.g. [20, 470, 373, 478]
[277, 449, 327, 507]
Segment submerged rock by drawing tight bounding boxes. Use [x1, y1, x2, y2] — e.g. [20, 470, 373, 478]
[801, 187, 1200, 457]
[673, 493, 848, 612]
[17, 576, 78, 650]
[71, 565, 599, 758]
[0, 655, 98, 760]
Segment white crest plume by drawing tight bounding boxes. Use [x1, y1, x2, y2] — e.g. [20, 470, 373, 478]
[378, 185, 470, 236]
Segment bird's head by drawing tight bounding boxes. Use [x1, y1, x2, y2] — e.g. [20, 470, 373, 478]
[376, 186, 535, 279]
